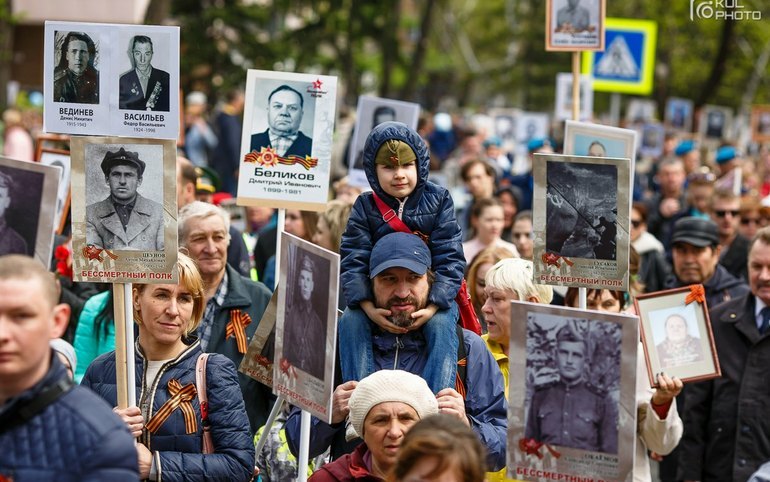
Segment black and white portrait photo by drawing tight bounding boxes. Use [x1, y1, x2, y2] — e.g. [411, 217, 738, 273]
[546, 160, 618, 260]
[53, 30, 99, 104]
[524, 315, 620, 454]
[0, 157, 60, 266]
[118, 33, 171, 112]
[546, 0, 605, 51]
[249, 82, 315, 159]
[349, 96, 420, 174]
[282, 244, 330, 379]
[0, 167, 41, 256]
[705, 110, 725, 139]
[84, 144, 165, 251]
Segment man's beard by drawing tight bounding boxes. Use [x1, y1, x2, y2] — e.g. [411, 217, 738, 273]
[381, 295, 426, 328]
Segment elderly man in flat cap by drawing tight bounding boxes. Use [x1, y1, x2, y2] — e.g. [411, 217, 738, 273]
[86, 147, 164, 250]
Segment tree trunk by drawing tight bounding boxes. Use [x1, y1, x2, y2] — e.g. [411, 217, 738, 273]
[695, 15, 736, 108]
[0, 0, 14, 109]
[399, 0, 438, 101]
[144, 0, 173, 25]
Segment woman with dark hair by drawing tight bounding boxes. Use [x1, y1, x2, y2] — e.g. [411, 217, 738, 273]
[461, 198, 518, 263]
[82, 252, 255, 481]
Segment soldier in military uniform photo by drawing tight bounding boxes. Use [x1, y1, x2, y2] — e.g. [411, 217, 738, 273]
[53, 31, 99, 104]
[283, 251, 327, 379]
[85, 147, 165, 251]
[0, 170, 28, 256]
[525, 324, 618, 454]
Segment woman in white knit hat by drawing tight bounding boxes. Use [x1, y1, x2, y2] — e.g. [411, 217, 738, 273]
[309, 370, 439, 482]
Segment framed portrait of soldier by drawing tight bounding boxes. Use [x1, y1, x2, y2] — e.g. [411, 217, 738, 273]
[237, 70, 338, 212]
[69, 136, 178, 283]
[545, 0, 605, 51]
[532, 153, 631, 291]
[347, 96, 421, 188]
[634, 285, 720, 386]
[698, 105, 733, 142]
[0, 157, 60, 266]
[665, 97, 693, 133]
[36, 147, 72, 235]
[274, 232, 339, 423]
[555, 73, 594, 121]
[44, 21, 180, 139]
[508, 301, 637, 481]
[639, 122, 665, 159]
[489, 108, 520, 153]
[750, 105, 770, 144]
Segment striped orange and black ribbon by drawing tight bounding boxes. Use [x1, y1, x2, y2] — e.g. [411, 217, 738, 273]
[145, 379, 198, 434]
[227, 309, 252, 354]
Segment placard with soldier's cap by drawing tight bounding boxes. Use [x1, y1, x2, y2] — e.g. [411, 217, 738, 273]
[70, 136, 178, 283]
[273, 232, 339, 422]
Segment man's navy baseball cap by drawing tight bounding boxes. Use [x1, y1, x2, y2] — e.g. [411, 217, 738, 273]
[370, 232, 431, 278]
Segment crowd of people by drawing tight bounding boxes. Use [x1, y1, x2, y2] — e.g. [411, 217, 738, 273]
[4, 89, 770, 482]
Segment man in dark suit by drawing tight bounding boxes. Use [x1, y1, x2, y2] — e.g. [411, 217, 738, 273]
[249, 84, 312, 158]
[679, 228, 770, 481]
[118, 35, 170, 112]
[86, 147, 164, 251]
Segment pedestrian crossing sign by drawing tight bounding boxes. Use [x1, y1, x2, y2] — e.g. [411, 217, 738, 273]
[581, 18, 657, 95]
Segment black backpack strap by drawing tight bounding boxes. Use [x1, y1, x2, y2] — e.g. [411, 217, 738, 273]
[0, 378, 74, 434]
[455, 324, 468, 400]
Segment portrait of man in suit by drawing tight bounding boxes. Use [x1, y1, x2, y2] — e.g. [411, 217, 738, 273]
[53, 31, 99, 104]
[86, 147, 165, 251]
[249, 84, 313, 158]
[118, 35, 170, 112]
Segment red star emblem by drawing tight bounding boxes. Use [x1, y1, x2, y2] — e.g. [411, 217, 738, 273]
[312, 78, 323, 90]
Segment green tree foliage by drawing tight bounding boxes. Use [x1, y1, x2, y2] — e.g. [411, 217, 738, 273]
[167, 0, 770, 112]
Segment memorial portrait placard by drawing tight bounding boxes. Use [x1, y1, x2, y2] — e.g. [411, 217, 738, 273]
[698, 105, 733, 142]
[0, 156, 60, 266]
[70, 136, 178, 283]
[665, 97, 693, 133]
[751, 105, 770, 144]
[533, 153, 631, 291]
[44, 21, 180, 139]
[36, 148, 72, 234]
[639, 123, 665, 159]
[274, 233, 339, 423]
[563, 120, 637, 166]
[555, 73, 594, 121]
[508, 301, 638, 482]
[634, 285, 720, 386]
[240, 288, 279, 388]
[545, 0, 606, 51]
[237, 70, 338, 212]
[347, 95, 420, 188]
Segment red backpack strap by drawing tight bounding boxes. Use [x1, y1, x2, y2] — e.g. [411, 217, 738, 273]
[195, 353, 214, 454]
[372, 192, 411, 234]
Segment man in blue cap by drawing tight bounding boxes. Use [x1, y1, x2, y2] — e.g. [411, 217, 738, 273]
[675, 139, 700, 175]
[284, 231, 508, 471]
[86, 147, 165, 251]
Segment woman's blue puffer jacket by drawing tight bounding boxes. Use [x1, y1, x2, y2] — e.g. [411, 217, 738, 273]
[82, 340, 255, 482]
